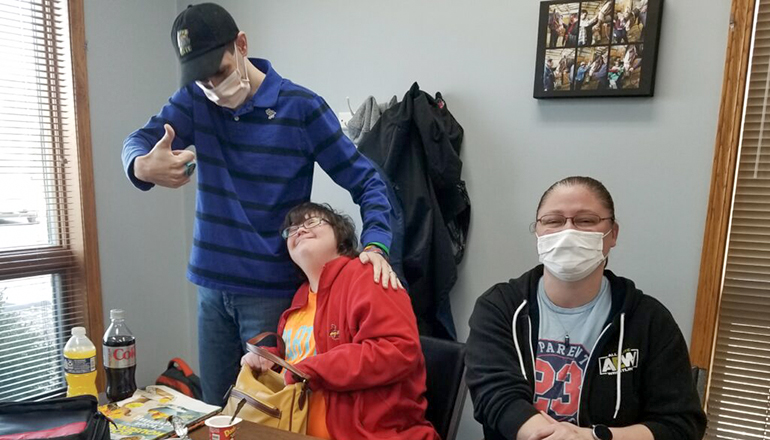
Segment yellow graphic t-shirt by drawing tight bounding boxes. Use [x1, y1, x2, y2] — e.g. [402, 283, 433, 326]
[283, 290, 331, 439]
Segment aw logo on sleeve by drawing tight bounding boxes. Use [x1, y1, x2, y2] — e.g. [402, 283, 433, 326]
[598, 349, 639, 375]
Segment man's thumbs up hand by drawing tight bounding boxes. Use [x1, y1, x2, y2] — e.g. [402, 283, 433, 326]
[156, 124, 175, 151]
[134, 124, 196, 188]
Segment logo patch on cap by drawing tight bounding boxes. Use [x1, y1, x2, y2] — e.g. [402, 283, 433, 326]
[177, 29, 192, 56]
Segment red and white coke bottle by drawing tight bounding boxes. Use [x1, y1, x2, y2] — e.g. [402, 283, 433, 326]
[103, 309, 137, 402]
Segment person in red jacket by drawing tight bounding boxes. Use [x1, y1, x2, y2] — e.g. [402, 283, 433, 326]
[241, 202, 438, 440]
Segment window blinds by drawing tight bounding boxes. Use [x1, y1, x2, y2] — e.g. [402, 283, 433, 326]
[0, 0, 92, 401]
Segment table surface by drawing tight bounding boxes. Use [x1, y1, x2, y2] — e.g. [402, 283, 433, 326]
[189, 419, 323, 440]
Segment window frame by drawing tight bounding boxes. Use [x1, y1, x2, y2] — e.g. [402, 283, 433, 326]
[67, 0, 104, 371]
[0, 0, 104, 393]
[690, 0, 756, 385]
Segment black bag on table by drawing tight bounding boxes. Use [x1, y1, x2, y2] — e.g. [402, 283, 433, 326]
[0, 395, 110, 440]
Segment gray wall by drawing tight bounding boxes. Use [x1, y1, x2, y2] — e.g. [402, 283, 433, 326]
[86, 0, 731, 437]
[85, 0, 198, 389]
[210, 0, 730, 349]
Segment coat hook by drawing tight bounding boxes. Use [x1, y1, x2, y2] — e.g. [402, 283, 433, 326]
[346, 96, 355, 114]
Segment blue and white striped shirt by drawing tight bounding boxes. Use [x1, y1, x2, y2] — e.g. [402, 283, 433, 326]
[122, 59, 391, 297]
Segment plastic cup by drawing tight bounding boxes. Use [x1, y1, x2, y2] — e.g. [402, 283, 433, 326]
[204, 415, 242, 440]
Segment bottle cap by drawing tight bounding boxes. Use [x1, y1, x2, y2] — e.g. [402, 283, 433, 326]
[110, 309, 124, 320]
[72, 326, 86, 336]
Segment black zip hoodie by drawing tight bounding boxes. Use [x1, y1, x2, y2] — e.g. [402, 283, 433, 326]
[466, 265, 706, 440]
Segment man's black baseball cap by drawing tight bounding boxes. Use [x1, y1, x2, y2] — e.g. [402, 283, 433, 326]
[171, 3, 239, 86]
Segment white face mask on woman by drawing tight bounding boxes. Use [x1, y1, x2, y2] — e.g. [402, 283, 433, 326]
[537, 228, 611, 282]
[196, 43, 250, 109]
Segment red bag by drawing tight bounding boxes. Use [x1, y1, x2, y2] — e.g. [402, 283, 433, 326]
[156, 357, 203, 400]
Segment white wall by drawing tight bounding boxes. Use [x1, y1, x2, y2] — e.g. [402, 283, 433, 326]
[86, 1, 731, 437]
[85, 0, 198, 389]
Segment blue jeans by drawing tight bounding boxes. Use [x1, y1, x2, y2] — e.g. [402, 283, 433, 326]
[197, 287, 293, 405]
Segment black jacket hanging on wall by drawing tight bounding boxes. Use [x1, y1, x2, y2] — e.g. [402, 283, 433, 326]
[358, 82, 469, 339]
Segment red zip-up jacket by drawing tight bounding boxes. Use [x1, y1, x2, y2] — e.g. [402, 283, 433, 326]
[278, 256, 439, 440]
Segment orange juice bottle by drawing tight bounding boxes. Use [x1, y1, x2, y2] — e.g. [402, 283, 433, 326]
[63, 327, 98, 398]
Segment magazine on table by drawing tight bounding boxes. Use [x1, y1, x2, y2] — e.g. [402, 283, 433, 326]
[98, 385, 220, 440]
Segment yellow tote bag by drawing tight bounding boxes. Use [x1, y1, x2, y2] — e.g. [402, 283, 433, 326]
[222, 333, 310, 434]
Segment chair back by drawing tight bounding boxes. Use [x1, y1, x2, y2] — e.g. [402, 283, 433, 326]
[692, 366, 707, 403]
[420, 336, 468, 440]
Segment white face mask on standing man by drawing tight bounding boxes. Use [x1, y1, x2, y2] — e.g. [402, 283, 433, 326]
[536, 228, 612, 282]
[196, 42, 250, 109]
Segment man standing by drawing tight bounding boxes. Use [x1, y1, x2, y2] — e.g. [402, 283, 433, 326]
[121, 3, 398, 405]
[593, 55, 609, 90]
[574, 62, 588, 90]
[544, 59, 556, 92]
[565, 13, 579, 46]
[548, 11, 562, 48]
[613, 14, 630, 44]
[578, 10, 598, 46]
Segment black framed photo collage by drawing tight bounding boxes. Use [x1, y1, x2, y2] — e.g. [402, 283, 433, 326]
[534, 0, 663, 98]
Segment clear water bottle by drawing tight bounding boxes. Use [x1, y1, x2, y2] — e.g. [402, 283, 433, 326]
[103, 309, 137, 402]
[63, 326, 98, 398]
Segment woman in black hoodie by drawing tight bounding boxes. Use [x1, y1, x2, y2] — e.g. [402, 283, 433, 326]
[466, 176, 706, 440]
